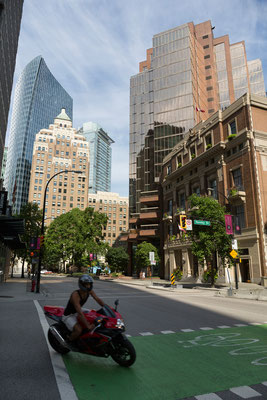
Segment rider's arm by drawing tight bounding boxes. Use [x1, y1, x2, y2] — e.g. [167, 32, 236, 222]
[90, 289, 105, 307]
[71, 292, 92, 331]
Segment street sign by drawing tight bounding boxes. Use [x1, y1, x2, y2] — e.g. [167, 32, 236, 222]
[194, 220, 211, 226]
[231, 239, 238, 250]
[230, 249, 238, 259]
[151, 261, 156, 265]
[186, 219, 192, 230]
[149, 252, 155, 262]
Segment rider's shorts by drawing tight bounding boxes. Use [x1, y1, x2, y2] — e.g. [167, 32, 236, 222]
[62, 314, 78, 331]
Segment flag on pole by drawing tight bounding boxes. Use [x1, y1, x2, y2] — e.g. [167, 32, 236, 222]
[196, 106, 205, 113]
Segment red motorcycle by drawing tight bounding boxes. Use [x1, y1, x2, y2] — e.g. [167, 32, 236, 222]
[44, 300, 136, 367]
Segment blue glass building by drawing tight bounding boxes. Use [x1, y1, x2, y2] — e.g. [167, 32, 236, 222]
[4, 56, 73, 212]
[78, 122, 114, 193]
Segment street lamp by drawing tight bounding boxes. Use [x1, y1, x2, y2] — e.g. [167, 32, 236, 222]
[35, 170, 82, 293]
[207, 187, 239, 289]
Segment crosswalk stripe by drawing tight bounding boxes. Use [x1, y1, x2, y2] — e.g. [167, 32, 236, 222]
[217, 325, 230, 329]
[181, 329, 195, 332]
[140, 332, 154, 336]
[195, 393, 222, 399]
[200, 327, 214, 330]
[250, 322, 262, 326]
[230, 385, 262, 398]
[234, 324, 247, 327]
[161, 330, 175, 334]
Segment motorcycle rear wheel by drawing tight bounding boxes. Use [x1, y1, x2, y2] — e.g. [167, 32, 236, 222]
[110, 338, 136, 367]
[48, 323, 70, 355]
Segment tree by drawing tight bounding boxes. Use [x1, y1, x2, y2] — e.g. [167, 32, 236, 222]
[14, 202, 42, 278]
[187, 194, 232, 287]
[106, 247, 129, 274]
[135, 242, 159, 276]
[44, 207, 108, 272]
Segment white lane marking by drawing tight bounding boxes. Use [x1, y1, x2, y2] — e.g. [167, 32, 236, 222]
[195, 393, 222, 399]
[33, 300, 78, 400]
[262, 381, 267, 386]
[126, 334, 132, 337]
[234, 324, 247, 327]
[181, 329, 194, 332]
[199, 327, 214, 331]
[140, 332, 154, 336]
[217, 325, 230, 329]
[161, 330, 175, 334]
[230, 385, 262, 398]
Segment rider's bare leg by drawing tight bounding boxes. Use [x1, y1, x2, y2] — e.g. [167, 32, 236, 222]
[68, 323, 83, 341]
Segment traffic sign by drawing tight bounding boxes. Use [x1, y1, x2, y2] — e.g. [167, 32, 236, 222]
[186, 219, 192, 230]
[194, 220, 211, 226]
[231, 239, 238, 250]
[149, 252, 155, 262]
[230, 249, 238, 259]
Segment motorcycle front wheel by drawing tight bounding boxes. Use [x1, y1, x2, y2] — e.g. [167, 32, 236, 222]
[110, 337, 136, 367]
[48, 323, 70, 355]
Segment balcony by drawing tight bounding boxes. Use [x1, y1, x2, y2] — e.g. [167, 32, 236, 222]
[139, 224, 159, 237]
[140, 190, 159, 206]
[228, 187, 246, 202]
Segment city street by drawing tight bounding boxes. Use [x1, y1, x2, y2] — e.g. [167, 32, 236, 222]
[1, 276, 267, 399]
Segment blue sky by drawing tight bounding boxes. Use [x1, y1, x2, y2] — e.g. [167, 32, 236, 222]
[7, 0, 267, 197]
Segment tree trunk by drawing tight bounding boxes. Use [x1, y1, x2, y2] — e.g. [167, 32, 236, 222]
[21, 258, 25, 279]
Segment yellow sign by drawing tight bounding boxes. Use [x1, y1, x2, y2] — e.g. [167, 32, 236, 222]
[230, 249, 238, 259]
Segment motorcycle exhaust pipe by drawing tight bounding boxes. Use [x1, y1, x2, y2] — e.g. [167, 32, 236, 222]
[49, 326, 68, 348]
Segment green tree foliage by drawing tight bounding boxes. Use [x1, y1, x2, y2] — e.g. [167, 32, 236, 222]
[135, 241, 159, 275]
[106, 247, 129, 273]
[44, 207, 108, 271]
[187, 194, 232, 286]
[14, 202, 42, 277]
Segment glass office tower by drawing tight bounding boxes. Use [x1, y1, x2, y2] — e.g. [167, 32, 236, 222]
[0, 0, 24, 175]
[78, 122, 114, 193]
[4, 56, 73, 213]
[129, 20, 266, 215]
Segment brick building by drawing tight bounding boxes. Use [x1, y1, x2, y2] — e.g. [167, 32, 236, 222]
[88, 192, 128, 246]
[161, 93, 267, 285]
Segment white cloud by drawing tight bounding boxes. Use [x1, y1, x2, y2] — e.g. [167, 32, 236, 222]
[7, 0, 267, 197]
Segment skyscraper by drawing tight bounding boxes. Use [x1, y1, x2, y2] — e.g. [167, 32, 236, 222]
[0, 0, 24, 175]
[78, 122, 114, 193]
[129, 20, 266, 215]
[4, 56, 73, 213]
[28, 109, 89, 224]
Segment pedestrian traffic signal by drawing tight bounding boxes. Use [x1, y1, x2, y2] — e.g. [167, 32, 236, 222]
[179, 215, 187, 229]
[30, 237, 37, 250]
[30, 250, 39, 258]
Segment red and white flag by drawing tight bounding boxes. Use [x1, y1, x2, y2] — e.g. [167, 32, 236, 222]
[196, 106, 205, 113]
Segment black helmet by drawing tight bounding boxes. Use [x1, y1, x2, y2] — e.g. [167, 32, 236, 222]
[78, 274, 93, 292]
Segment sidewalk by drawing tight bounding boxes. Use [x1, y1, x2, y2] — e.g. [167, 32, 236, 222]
[0, 278, 62, 400]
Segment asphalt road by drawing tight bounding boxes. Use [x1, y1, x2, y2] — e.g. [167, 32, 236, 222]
[39, 276, 267, 336]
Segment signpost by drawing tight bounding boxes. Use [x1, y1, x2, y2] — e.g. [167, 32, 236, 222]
[149, 252, 155, 285]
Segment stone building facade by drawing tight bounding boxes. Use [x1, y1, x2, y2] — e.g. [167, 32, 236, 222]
[28, 109, 89, 224]
[161, 93, 267, 285]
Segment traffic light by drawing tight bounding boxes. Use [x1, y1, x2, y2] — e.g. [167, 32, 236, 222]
[40, 235, 44, 247]
[30, 237, 37, 250]
[179, 215, 187, 229]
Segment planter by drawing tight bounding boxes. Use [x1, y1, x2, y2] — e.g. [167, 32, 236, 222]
[228, 134, 237, 141]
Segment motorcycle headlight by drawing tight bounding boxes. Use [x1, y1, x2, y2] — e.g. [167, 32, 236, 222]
[115, 318, 125, 329]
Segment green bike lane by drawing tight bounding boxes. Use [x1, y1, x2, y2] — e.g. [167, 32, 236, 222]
[63, 325, 267, 400]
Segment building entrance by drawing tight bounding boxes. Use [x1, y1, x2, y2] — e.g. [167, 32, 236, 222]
[239, 259, 250, 282]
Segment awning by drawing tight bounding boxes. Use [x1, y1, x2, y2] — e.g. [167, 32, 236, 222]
[0, 217, 25, 249]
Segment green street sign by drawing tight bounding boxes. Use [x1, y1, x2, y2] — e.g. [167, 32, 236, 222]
[194, 220, 211, 226]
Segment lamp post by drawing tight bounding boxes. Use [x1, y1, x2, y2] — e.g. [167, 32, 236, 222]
[207, 187, 239, 289]
[35, 170, 82, 293]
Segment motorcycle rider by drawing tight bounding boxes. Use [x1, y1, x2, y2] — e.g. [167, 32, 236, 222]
[62, 274, 105, 342]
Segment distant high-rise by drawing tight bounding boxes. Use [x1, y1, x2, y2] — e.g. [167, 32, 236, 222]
[78, 122, 114, 193]
[4, 56, 73, 213]
[28, 109, 89, 224]
[0, 0, 24, 174]
[129, 20, 266, 215]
